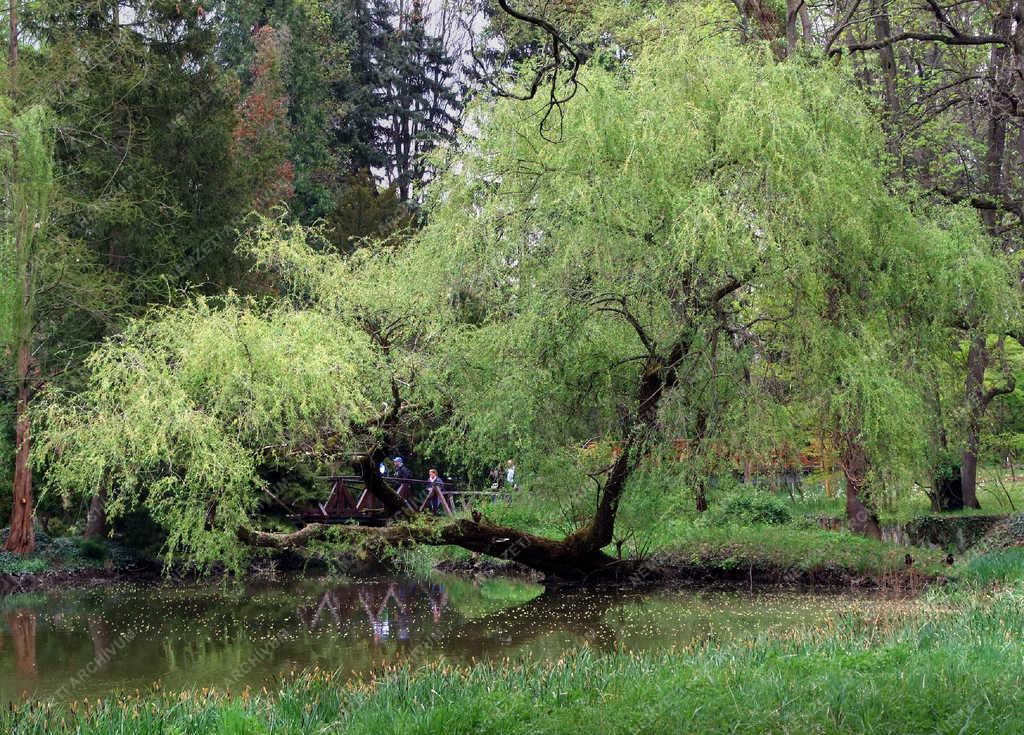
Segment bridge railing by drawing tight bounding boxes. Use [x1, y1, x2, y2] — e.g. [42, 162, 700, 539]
[310, 475, 511, 518]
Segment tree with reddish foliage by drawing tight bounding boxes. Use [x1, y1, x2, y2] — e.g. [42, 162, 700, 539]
[233, 25, 294, 213]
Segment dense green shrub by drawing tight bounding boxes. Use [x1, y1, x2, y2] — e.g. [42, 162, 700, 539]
[702, 490, 793, 527]
[0, 553, 47, 574]
[77, 537, 111, 561]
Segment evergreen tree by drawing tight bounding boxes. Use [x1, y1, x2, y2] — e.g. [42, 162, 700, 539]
[22, 0, 247, 299]
[219, 0, 345, 219]
[332, 0, 462, 201]
[382, 0, 461, 201]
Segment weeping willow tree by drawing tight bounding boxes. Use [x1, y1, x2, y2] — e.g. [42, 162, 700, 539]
[34, 29, 1013, 577]
[34, 296, 383, 571]
[389, 35, 1013, 547]
[1, 103, 54, 554]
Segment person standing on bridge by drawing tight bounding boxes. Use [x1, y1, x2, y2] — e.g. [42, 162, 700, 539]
[392, 456, 413, 503]
[425, 468, 449, 514]
[505, 459, 517, 491]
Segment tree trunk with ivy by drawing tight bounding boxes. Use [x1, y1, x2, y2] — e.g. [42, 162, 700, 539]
[2, 107, 53, 554]
[6, 341, 35, 554]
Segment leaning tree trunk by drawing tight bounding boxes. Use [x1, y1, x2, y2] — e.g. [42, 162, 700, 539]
[298, 342, 646, 580]
[5, 341, 34, 554]
[242, 427, 641, 580]
[241, 284, 750, 579]
[840, 430, 882, 540]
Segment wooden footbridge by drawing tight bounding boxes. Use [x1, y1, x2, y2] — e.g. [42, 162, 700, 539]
[291, 475, 511, 525]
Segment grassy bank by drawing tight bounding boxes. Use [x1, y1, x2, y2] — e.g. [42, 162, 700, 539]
[402, 484, 959, 584]
[653, 523, 949, 580]
[398, 464, 1024, 585]
[0, 532, 152, 592]
[6, 580, 1022, 734]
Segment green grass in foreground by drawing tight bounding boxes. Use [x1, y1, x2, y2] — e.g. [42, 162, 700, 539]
[6, 586, 1022, 734]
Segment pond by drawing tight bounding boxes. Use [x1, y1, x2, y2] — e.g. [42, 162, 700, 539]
[0, 574, 913, 703]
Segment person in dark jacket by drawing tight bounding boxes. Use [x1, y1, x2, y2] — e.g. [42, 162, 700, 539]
[391, 456, 413, 503]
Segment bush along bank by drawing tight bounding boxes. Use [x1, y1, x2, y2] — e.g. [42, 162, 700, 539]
[0, 531, 156, 592]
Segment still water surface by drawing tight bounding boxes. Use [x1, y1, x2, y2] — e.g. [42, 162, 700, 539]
[0, 574, 905, 702]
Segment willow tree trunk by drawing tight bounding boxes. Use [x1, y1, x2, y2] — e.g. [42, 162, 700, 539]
[242, 282, 743, 579]
[841, 431, 882, 539]
[5, 338, 34, 553]
[83, 488, 108, 541]
[961, 335, 986, 509]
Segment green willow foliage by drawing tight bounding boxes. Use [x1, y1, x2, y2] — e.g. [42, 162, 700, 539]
[33, 28, 1015, 568]
[405, 34, 1014, 492]
[34, 295, 377, 571]
[0, 103, 54, 354]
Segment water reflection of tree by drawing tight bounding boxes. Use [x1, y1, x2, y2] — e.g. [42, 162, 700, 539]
[297, 581, 622, 657]
[86, 614, 112, 672]
[297, 580, 452, 645]
[6, 609, 38, 678]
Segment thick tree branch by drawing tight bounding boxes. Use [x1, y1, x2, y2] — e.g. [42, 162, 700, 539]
[822, 0, 863, 56]
[577, 439, 634, 550]
[592, 295, 657, 356]
[238, 523, 329, 549]
[933, 186, 1024, 224]
[353, 453, 409, 514]
[835, 32, 1010, 56]
[239, 516, 618, 579]
[492, 0, 582, 140]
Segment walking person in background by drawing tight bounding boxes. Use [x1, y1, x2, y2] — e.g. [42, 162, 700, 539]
[422, 468, 450, 515]
[505, 459, 517, 491]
